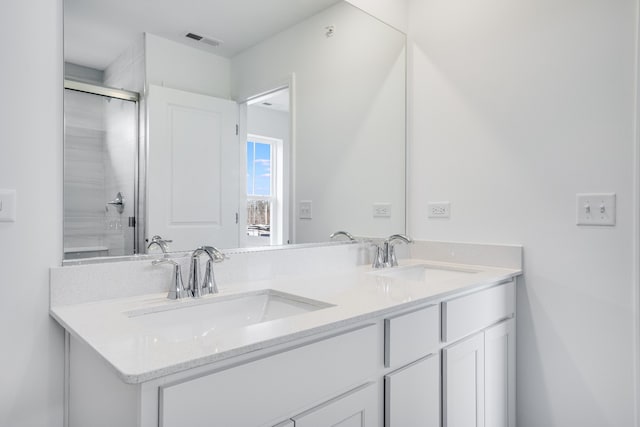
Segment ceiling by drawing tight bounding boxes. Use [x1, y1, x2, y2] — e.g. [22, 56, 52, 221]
[64, 0, 340, 70]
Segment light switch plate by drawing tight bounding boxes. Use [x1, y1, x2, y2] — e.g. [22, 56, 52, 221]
[373, 203, 391, 218]
[576, 193, 616, 226]
[0, 189, 16, 222]
[299, 200, 312, 219]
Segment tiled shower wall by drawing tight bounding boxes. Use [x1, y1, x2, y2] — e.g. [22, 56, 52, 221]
[63, 90, 109, 253]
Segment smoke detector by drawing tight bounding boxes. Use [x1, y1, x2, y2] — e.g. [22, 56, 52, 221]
[185, 32, 223, 47]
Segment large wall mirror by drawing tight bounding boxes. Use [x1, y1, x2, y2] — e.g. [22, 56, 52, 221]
[63, 0, 406, 260]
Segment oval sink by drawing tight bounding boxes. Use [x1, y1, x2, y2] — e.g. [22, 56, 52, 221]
[125, 290, 333, 341]
[371, 263, 480, 282]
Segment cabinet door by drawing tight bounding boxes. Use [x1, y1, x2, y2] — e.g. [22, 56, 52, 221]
[443, 333, 485, 427]
[485, 319, 515, 427]
[385, 353, 439, 427]
[293, 383, 377, 427]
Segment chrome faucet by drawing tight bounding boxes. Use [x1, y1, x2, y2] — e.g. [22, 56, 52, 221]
[152, 259, 189, 299]
[188, 246, 227, 297]
[329, 230, 356, 241]
[372, 234, 413, 268]
[147, 235, 172, 253]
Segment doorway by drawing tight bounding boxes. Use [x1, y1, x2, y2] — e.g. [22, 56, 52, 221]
[243, 87, 291, 247]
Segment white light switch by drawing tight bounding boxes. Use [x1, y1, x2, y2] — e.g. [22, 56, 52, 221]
[576, 193, 616, 226]
[373, 203, 391, 218]
[0, 189, 16, 222]
[299, 200, 312, 219]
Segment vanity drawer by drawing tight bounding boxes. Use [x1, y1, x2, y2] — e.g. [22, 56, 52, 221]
[385, 304, 439, 368]
[159, 325, 377, 427]
[442, 281, 515, 343]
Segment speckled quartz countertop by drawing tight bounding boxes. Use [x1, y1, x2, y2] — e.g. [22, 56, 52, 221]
[50, 257, 520, 384]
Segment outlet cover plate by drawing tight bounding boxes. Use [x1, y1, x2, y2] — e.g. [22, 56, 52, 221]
[299, 200, 312, 219]
[428, 201, 450, 219]
[576, 193, 616, 226]
[373, 203, 391, 218]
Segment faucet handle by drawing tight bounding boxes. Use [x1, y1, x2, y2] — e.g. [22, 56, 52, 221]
[201, 246, 226, 295]
[152, 259, 189, 299]
[371, 243, 385, 269]
[202, 259, 219, 295]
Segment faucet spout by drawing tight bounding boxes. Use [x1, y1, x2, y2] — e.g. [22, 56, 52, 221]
[188, 246, 227, 297]
[384, 234, 413, 267]
[188, 248, 206, 298]
[147, 235, 172, 254]
[371, 234, 413, 269]
[387, 234, 413, 245]
[329, 230, 356, 242]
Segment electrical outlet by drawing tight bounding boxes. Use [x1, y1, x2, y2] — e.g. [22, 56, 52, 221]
[299, 200, 312, 219]
[373, 203, 391, 218]
[428, 201, 450, 219]
[576, 193, 616, 226]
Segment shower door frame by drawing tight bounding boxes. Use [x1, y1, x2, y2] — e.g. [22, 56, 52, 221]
[63, 79, 143, 257]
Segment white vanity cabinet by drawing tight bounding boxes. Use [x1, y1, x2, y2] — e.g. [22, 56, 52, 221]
[441, 281, 516, 427]
[64, 279, 518, 427]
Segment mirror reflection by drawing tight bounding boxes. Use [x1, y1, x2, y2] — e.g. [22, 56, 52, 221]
[63, 0, 406, 260]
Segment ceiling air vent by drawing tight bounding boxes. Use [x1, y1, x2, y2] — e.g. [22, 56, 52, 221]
[185, 32, 222, 47]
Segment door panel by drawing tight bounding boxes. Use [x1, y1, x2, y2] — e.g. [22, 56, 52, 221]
[147, 85, 239, 250]
[293, 383, 377, 427]
[443, 333, 485, 427]
[485, 319, 515, 427]
[385, 354, 439, 427]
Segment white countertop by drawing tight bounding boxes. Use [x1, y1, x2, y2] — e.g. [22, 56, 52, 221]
[50, 259, 521, 384]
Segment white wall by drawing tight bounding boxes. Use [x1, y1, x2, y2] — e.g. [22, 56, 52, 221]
[0, 1, 64, 427]
[232, 2, 406, 243]
[145, 33, 231, 99]
[407, 0, 637, 425]
[346, 0, 409, 33]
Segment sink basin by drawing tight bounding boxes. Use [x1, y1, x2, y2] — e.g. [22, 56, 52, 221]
[126, 290, 333, 341]
[371, 263, 480, 282]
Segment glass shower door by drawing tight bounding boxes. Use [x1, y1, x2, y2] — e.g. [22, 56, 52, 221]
[63, 88, 138, 259]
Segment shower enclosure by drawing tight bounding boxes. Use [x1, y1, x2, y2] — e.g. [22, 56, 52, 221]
[63, 81, 140, 259]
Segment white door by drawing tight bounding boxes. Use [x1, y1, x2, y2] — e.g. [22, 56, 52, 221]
[443, 333, 485, 427]
[485, 319, 516, 427]
[147, 85, 239, 251]
[384, 354, 440, 427]
[293, 383, 378, 427]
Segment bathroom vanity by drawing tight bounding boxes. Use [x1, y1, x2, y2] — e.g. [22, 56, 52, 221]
[50, 241, 521, 427]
